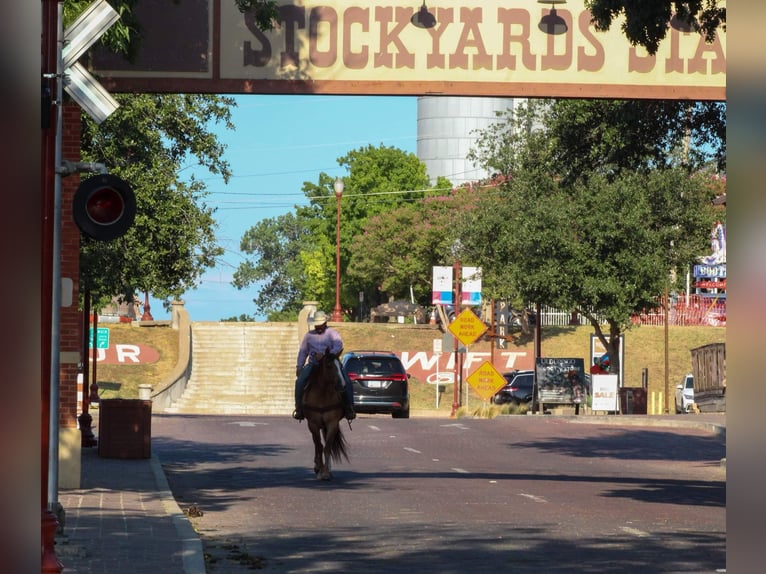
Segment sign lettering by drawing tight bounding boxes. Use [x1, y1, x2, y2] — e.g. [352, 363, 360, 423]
[92, 0, 726, 101]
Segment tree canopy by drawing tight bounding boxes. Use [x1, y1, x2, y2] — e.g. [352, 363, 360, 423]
[79, 93, 234, 308]
[585, 0, 726, 55]
[459, 98, 724, 376]
[233, 145, 436, 320]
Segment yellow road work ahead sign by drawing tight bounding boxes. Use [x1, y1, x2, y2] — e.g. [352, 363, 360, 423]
[466, 361, 507, 402]
[448, 308, 488, 347]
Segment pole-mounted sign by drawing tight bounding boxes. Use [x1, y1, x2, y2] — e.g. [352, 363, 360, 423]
[62, 0, 120, 123]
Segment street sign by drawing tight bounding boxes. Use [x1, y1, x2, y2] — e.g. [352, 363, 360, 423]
[448, 308, 487, 347]
[466, 360, 507, 401]
[62, 0, 120, 123]
[461, 266, 482, 305]
[89, 327, 109, 350]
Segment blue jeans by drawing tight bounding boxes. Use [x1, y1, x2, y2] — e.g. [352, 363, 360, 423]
[295, 360, 353, 409]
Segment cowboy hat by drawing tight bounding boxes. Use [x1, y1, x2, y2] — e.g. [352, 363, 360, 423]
[311, 310, 328, 325]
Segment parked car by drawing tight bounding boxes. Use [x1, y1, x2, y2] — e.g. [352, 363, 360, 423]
[492, 370, 535, 405]
[675, 373, 695, 413]
[341, 351, 410, 418]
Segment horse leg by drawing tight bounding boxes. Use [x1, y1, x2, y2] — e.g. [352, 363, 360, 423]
[316, 427, 333, 480]
[310, 427, 324, 476]
[319, 424, 339, 481]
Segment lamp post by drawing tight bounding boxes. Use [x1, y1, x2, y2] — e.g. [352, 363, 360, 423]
[141, 290, 154, 321]
[332, 178, 344, 322]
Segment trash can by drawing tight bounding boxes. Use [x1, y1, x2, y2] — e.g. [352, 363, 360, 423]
[98, 399, 152, 459]
[619, 387, 647, 415]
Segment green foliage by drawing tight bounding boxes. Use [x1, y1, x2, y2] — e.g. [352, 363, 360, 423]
[347, 189, 476, 307]
[233, 0, 280, 30]
[234, 212, 312, 318]
[79, 93, 234, 307]
[460, 98, 723, 377]
[234, 145, 432, 318]
[64, 1, 141, 62]
[585, 0, 726, 55]
[221, 314, 258, 322]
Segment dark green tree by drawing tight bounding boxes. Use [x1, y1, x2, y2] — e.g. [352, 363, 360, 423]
[79, 93, 233, 308]
[460, 99, 724, 377]
[233, 145, 432, 319]
[585, 0, 726, 55]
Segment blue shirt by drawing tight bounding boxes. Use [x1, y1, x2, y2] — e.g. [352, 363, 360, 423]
[296, 327, 343, 369]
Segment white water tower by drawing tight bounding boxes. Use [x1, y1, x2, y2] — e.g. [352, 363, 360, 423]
[416, 96, 522, 186]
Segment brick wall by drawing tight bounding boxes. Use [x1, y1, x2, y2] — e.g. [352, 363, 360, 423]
[59, 103, 82, 430]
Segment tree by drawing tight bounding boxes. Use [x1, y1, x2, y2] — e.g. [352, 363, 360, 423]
[460, 99, 723, 377]
[233, 145, 433, 319]
[346, 188, 474, 308]
[585, 0, 726, 55]
[233, 212, 319, 318]
[79, 93, 233, 308]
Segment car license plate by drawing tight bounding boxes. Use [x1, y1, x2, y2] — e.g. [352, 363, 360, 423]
[366, 381, 384, 388]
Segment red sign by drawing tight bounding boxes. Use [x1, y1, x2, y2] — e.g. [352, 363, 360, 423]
[89, 344, 160, 365]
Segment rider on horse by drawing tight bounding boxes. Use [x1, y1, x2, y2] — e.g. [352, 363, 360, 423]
[293, 310, 356, 421]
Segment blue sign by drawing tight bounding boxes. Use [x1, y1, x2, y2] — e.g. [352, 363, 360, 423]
[89, 327, 109, 349]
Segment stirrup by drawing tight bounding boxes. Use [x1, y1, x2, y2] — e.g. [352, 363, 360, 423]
[292, 409, 304, 420]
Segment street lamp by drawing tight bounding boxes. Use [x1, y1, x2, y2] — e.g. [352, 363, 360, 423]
[332, 178, 344, 322]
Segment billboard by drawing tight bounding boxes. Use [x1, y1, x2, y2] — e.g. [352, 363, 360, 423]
[90, 0, 726, 101]
[535, 357, 586, 405]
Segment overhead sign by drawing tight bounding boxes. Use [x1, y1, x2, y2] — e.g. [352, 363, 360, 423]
[91, 0, 726, 101]
[466, 360, 507, 402]
[63, 0, 120, 123]
[448, 308, 487, 347]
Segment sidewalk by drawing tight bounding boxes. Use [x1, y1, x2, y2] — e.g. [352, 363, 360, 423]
[55, 446, 205, 574]
[52, 412, 725, 573]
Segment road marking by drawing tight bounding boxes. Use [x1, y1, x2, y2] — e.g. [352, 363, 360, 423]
[452, 468, 469, 474]
[225, 422, 268, 427]
[620, 526, 649, 537]
[518, 493, 547, 503]
[403, 447, 421, 454]
[368, 425, 381, 431]
[440, 423, 470, 430]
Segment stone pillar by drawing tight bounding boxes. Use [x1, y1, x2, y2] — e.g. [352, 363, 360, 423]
[298, 301, 318, 343]
[171, 300, 185, 330]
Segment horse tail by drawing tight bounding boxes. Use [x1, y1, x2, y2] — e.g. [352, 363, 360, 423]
[329, 426, 350, 464]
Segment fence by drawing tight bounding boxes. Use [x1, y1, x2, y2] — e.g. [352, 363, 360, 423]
[536, 294, 726, 328]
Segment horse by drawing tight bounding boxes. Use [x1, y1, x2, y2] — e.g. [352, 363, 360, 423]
[301, 351, 350, 480]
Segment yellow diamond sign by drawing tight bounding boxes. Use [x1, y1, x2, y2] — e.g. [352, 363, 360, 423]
[466, 360, 507, 402]
[447, 308, 488, 346]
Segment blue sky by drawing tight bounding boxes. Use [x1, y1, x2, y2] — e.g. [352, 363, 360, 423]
[147, 94, 418, 322]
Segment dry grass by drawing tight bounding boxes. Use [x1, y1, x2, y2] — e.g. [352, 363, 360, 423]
[95, 321, 725, 411]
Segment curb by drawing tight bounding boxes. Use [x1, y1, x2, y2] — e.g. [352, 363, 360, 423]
[149, 455, 207, 574]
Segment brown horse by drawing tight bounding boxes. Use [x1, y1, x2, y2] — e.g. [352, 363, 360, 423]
[301, 351, 349, 480]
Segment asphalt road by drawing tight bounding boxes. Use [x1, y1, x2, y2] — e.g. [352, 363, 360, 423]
[151, 414, 726, 574]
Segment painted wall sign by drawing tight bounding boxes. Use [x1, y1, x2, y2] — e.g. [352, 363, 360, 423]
[91, 0, 725, 100]
[89, 343, 161, 365]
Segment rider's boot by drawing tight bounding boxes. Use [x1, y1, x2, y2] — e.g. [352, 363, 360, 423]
[342, 395, 356, 421]
[292, 405, 304, 420]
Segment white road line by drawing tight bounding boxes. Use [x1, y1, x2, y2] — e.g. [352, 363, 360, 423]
[452, 468, 469, 474]
[403, 447, 421, 454]
[518, 493, 547, 503]
[620, 526, 650, 537]
[225, 421, 269, 427]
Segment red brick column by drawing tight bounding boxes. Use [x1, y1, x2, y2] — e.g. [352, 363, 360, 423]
[59, 103, 82, 433]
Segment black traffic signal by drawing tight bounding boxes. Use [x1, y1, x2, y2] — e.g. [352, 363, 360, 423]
[72, 174, 135, 241]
